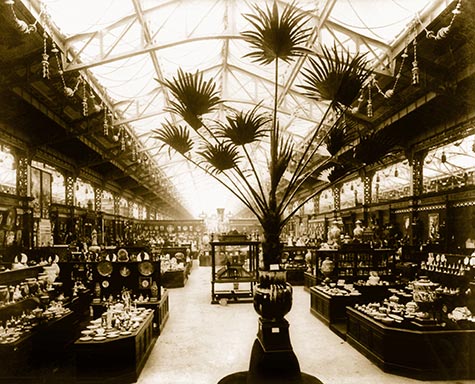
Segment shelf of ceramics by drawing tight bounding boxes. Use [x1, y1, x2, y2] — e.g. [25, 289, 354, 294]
[0, 265, 43, 286]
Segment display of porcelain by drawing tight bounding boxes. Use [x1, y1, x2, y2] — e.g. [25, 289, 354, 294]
[43, 264, 59, 285]
[413, 276, 439, 303]
[327, 220, 341, 247]
[320, 257, 335, 277]
[0, 285, 9, 305]
[353, 220, 364, 240]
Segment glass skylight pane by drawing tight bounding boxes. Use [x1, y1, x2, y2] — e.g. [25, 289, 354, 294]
[43, 0, 134, 35]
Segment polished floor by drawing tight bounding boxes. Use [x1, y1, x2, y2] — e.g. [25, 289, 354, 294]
[138, 262, 475, 384]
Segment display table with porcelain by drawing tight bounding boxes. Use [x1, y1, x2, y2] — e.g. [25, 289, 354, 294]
[75, 308, 156, 383]
[346, 306, 475, 380]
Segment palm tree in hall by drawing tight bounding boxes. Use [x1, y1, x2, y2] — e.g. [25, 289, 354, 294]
[153, 1, 371, 271]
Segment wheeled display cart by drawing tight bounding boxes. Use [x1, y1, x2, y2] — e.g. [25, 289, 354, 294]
[210, 240, 259, 304]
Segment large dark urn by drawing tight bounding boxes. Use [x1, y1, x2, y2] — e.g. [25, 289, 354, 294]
[253, 271, 292, 319]
[248, 270, 302, 384]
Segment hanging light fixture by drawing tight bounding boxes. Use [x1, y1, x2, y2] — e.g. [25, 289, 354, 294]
[374, 47, 409, 100]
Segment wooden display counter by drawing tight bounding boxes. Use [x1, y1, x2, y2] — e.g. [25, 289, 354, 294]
[346, 307, 475, 380]
[310, 286, 362, 338]
[161, 269, 187, 288]
[0, 310, 76, 377]
[285, 267, 306, 286]
[199, 252, 212, 266]
[75, 311, 156, 384]
[303, 271, 316, 291]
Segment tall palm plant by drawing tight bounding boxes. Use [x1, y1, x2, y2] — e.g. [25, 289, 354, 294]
[153, 1, 371, 270]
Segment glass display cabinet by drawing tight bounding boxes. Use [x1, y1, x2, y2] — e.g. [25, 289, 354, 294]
[281, 246, 312, 285]
[210, 240, 259, 304]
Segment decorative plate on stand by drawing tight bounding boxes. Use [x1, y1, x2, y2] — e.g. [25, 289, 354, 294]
[117, 248, 129, 262]
[139, 276, 151, 289]
[97, 261, 113, 277]
[120, 266, 131, 277]
[138, 261, 154, 276]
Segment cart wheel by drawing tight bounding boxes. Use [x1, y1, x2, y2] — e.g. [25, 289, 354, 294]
[219, 298, 228, 306]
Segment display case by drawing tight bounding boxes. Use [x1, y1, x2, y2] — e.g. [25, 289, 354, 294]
[344, 251, 475, 380]
[312, 246, 395, 283]
[303, 247, 319, 291]
[281, 246, 311, 285]
[153, 246, 192, 288]
[58, 259, 162, 302]
[210, 240, 259, 303]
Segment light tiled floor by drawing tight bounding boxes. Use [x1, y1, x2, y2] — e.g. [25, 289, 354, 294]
[138, 262, 475, 384]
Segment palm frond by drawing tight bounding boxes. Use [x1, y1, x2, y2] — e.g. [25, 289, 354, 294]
[352, 128, 402, 166]
[216, 104, 270, 146]
[241, 1, 312, 65]
[325, 115, 359, 156]
[152, 121, 193, 155]
[326, 163, 354, 183]
[270, 137, 294, 191]
[299, 45, 371, 111]
[198, 142, 242, 174]
[158, 69, 222, 130]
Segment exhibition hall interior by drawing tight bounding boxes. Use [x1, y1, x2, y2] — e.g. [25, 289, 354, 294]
[0, 0, 474, 383]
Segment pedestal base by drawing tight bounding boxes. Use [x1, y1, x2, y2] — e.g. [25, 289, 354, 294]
[217, 371, 323, 384]
[220, 317, 323, 384]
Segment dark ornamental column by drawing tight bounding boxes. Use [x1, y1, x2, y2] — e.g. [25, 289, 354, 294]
[65, 174, 75, 207]
[332, 186, 340, 213]
[313, 196, 319, 215]
[15, 152, 29, 198]
[94, 187, 103, 213]
[411, 151, 426, 197]
[113, 194, 120, 216]
[363, 172, 373, 206]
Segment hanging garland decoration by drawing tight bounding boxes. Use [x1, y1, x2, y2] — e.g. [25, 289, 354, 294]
[5, 0, 39, 34]
[366, 77, 373, 118]
[411, 37, 419, 86]
[352, 0, 463, 117]
[421, 0, 462, 41]
[41, 31, 49, 79]
[82, 81, 89, 116]
[103, 104, 109, 136]
[7, 0, 146, 174]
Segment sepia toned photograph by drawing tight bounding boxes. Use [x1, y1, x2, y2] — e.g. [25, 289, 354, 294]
[0, 1, 474, 384]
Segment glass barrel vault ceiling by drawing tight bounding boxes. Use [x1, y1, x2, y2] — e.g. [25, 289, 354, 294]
[25, 0, 445, 217]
